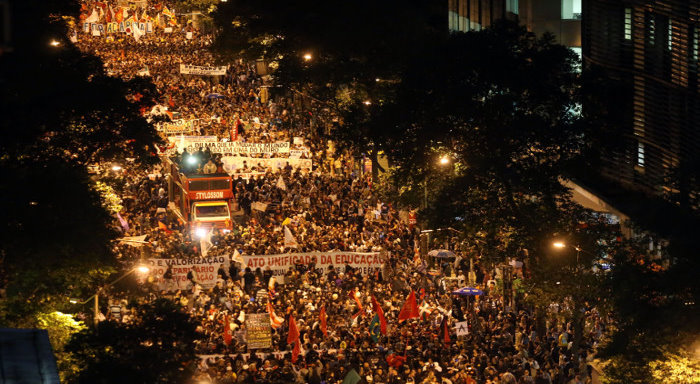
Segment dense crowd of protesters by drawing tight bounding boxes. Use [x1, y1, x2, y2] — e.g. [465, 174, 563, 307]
[77, 2, 606, 383]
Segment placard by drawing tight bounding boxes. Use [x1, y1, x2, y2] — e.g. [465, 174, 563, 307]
[245, 313, 272, 349]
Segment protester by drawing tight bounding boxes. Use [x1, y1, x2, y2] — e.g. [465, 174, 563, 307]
[77, 2, 605, 383]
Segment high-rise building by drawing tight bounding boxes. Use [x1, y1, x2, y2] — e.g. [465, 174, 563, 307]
[583, 0, 700, 209]
[448, 0, 582, 55]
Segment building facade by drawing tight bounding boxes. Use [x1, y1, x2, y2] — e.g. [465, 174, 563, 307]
[583, 0, 700, 208]
[448, 0, 582, 54]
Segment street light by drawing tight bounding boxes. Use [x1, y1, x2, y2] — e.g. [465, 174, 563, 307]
[303, 53, 312, 61]
[424, 155, 452, 210]
[363, 100, 371, 106]
[552, 241, 587, 264]
[72, 265, 150, 326]
[49, 40, 61, 47]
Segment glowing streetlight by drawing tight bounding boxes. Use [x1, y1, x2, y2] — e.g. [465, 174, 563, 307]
[303, 53, 312, 61]
[70, 264, 151, 326]
[363, 100, 371, 106]
[553, 241, 566, 249]
[49, 40, 61, 47]
[111, 165, 123, 171]
[439, 156, 450, 165]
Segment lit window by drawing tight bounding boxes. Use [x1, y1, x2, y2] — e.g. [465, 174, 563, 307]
[693, 27, 699, 61]
[668, 19, 672, 50]
[507, 0, 519, 15]
[649, 15, 655, 46]
[637, 142, 645, 167]
[624, 8, 632, 40]
[562, 0, 582, 20]
[570, 47, 582, 72]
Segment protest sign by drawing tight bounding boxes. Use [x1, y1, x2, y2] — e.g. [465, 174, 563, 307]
[147, 256, 229, 290]
[158, 119, 200, 135]
[180, 64, 228, 76]
[245, 313, 272, 349]
[455, 321, 469, 336]
[239, 252, 385, 284]
[221, 156, 312, 174]
[185, 141, 290, 155]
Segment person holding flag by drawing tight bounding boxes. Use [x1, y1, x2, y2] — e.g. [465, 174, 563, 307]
[398, 290, 420, 322]
[371, 295, 387, 335]
[287, 314, 301, 363]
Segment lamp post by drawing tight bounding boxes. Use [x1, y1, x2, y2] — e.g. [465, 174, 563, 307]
[423, 155, 451, 210]
[553, 241, 597, 266]
[73, 265, 150, 326]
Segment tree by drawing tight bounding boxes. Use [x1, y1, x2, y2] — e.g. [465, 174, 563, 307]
[375, 21, 586, 259]
[64, 299, 202, 384]
[0, 0, 161, 325]
[211, 0, 445, 169]
[598, 206, 700, 383]
[35, 311, 86, 382]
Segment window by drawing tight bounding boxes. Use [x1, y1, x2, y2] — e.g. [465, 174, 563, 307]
[570, 47, 582, 72]
[624, 8, 632, 40]
[562, 0, 582, 20]
[693, 27, 699, 61]
[448, 0, 458, 32]
[507, 0, 519, 15]
[649, 15, 655, 46]
[668, 19, 672, 50]
[637, 142, 645, 167]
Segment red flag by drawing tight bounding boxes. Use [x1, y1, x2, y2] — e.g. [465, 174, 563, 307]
[398, 290, 420, 322]
[371, 295, 387, 335]
[287, 314, 299, 345]
[439, 316, 450, 346]
[157, 221, 173, 234]
[223, 315, 232, 346]
[320, 306, 328, 337]
[115, 8, 124, 23]
[291, 339, 301, 363]
[386, 353, 406, 368]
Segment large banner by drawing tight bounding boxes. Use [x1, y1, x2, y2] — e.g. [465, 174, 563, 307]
[180, 64, 228, 76]
[147, 256, 229, 290]
[185, 141, 291, 155]
[239, 252, 385, 283]
[245, 314, 272, 349]
[221, 156, 312, 174]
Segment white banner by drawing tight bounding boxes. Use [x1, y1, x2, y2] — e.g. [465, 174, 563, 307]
[180, 64, 228, 76]
[221, 156, 312, 174]
[185, 141, 290, 155]
[147, 256, 229, 290]
[289, 149, 311, 159]
[166, 135, 217, 144]
[239, 252, 385, 284]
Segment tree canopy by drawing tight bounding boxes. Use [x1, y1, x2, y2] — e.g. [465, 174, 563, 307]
[0, 0, 161, 324]
[64, 299, 202, 384]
